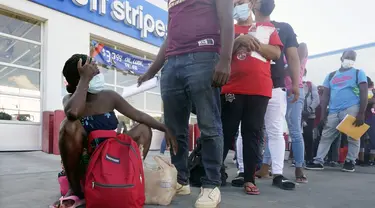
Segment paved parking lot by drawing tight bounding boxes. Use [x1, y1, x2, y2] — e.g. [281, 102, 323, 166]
[1, 151, 375, 208]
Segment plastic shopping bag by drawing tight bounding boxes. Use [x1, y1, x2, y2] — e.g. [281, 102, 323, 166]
[143, 155, 177, 205]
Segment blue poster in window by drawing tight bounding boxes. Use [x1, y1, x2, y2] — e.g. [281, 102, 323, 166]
[91, 40, 152, 75]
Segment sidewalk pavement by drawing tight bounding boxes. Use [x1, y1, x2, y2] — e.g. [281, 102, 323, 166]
[1, 151, 375, 208]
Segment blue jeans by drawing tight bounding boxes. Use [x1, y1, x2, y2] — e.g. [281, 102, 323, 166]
[160, 52, 223, 188]
[286, 88, 305, 168]
[160, 138, 167, 154]
[314, 105, 360, 164]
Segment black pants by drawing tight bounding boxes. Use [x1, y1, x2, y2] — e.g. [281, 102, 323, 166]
[221, 94, 269, 183]
[303, 118, 315, 162]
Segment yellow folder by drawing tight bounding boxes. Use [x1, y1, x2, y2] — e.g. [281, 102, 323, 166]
[336, 114, 370, 140]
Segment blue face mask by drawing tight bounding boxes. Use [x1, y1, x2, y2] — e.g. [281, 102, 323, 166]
[88, 73, 105, 94]
[233, 4, 250, 22]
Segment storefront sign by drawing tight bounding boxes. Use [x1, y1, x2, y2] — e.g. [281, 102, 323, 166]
[30, 0, 168, 46]
[91, 40, 152, 75]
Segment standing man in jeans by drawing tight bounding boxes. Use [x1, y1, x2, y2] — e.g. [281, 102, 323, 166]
[138, 0, 234, 207]
[306, 50, 368, 172]
[255, 7, 302, 189]
[221, 0, 282, 195]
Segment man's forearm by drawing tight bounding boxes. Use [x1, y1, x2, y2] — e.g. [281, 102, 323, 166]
[257, 44, 281, 60]
[286, 47, 300, 87]
[216, 0, 234, 61]
[146, 40, 167, 76]
[320, 102, 328, 119]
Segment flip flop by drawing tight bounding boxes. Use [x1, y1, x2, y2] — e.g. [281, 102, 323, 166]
[50, 196, 85, 208]
[296, 175, 308, 184]
[244, 183, 260, 195]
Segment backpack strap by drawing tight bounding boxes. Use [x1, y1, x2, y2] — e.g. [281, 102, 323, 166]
[356, 69, 359, 85]
[328, 71, 336, 82]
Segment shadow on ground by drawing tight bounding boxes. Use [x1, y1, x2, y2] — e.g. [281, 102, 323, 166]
[1, 151, 374, 208]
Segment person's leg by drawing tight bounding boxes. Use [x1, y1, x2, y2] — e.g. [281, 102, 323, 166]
[127, 123, 152, 159]
[236, 130, 244, 173]
[340, 105, 360, 172]
[241, 95, 269, 195]
[220, 94, 243, 186]
[306, 113, 340, 169]
[58, 119, 85, 206]
[286, 88, 307, 182]
[160, 56, 192, 194]
[160, 138, 167, 154]
[303, 118, 315, 163]
[331, 134, 341, 163]
[367, 116, 375, 164]
[221, 94, 243, 162]
[183, 52, 222, 207]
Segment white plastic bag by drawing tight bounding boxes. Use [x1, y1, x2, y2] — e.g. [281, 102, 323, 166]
[143, 155, 177, 205]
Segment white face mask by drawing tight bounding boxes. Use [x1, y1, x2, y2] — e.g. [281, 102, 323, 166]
[88, 73, 105, 94]
[233, 3, 250, 22]
[341, 59, 355, 69]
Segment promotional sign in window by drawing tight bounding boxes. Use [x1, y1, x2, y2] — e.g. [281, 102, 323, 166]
[91, 40, 152, 75]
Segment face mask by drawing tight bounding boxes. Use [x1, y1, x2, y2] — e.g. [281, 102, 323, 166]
[88, 73, 105, 94]
[341, 59, 355, 69]
[233, 4, 250, 22]
[302, 76, 307, 82]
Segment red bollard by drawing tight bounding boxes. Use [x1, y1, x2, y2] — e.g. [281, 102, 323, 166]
[53, 110, 66, 155]
[42, 111, 54, 154]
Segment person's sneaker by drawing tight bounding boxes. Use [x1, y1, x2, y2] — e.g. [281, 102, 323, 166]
[231, 172, 245, 187]
[272, 175, 296, 190]
[369, 160, 375, 166]
[195, 187, 221, 208]
[342, 160, 355, 172]
[305, 162, 324, 170]
[176, 183, 191, 195]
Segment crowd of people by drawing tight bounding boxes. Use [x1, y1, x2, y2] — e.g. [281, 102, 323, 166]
[53, 0, 372, 207]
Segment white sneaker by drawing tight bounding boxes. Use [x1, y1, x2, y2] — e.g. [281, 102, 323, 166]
[195, 187, 221, 208]
[176, 183, 191, 195]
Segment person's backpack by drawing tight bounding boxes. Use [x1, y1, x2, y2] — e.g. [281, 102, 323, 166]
[85, 130, 145, 208]
[328, 69, 360, 85]
[188, 140, 204, 187]
[188, 139, 228, 187]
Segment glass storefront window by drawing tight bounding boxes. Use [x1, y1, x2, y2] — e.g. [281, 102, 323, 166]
[0, 10, 41, 123]
[0, 10, 42, 42]
[99, 65, 115, 85]
[0, 36, 41, 68]
[0, 95, 40, 122]
[0, 64, 40, 92]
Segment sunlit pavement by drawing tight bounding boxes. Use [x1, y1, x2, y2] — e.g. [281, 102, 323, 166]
[1, 151, 375, 208]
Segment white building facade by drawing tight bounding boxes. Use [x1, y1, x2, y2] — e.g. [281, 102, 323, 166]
[0, 0, 197, 151]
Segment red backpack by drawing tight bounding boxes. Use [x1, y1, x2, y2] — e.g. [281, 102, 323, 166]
[85, 130, 145, 208]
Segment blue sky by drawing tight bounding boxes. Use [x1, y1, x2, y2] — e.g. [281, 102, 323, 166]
[272, 0, 375, 55]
